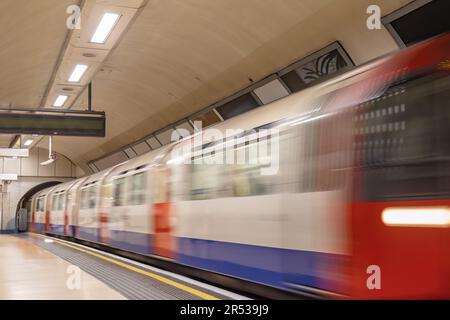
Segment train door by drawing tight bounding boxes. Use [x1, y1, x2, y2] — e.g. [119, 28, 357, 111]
[280, 111, 352, 295]
[98, 181, 110, 244]
[45, 193, 52, 233]
[69, 182, 84, 238]
[64, 189, 73, 236]
[152, 164, 176, 258]
[30, 197, 36, 233]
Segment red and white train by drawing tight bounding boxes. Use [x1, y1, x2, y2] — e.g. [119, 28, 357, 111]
[30, 33, 450, 299]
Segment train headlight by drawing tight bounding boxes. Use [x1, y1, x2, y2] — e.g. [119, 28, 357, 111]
[381, 207, 450, 227]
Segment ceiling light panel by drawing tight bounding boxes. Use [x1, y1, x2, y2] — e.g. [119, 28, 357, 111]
[42, 2, 148, 108]
[68, 64, 88, 83]
[53, 95, 69, 107]
[91, 13, 121, 44]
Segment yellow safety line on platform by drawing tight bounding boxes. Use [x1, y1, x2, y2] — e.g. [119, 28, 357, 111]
[36, 234, 219, 300]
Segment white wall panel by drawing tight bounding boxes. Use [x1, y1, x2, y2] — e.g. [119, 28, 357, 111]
[156, 129, 177, 145]
[20, 147, 38, 176]
[132, 141, 151, 155]
[3, 158, 20, 175]
[55, 155, 72, 177]
[176, 122, 194, 136]
[94, 151, 128, 171]
[146, 137, 161, 149]
[124, 147, 137, 158]
[253, 79, 289, 105]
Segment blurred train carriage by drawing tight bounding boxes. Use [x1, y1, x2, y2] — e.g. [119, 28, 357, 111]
[30, 33, 450, 299]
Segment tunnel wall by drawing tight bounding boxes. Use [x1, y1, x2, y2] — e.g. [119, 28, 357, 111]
[0, 177, 74, 232]
[0, 147, 83, 232]
[0, 147, 83, 177]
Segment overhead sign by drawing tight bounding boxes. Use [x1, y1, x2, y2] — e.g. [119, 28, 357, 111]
[0, 174, 18, 181]
[0, 108, 106, 137]
[0, 148, 29, 157]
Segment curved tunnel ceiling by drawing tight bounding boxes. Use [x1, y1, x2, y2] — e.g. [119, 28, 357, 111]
[0, 0, 411, 171]
[0, 0, 78, 148]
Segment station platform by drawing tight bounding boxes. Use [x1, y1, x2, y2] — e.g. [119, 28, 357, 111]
[0, 233, 248, 300]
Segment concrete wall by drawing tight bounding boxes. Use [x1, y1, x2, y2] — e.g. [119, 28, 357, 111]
[0, 147, 81, 178]
[0, 177, 73, 231]
[0, 147, 82, 232]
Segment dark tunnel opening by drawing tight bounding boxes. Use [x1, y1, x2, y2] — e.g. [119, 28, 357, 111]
[15, 181, 62, 232]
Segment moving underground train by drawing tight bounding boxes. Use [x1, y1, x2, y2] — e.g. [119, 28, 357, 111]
[29, 33, 450, 299]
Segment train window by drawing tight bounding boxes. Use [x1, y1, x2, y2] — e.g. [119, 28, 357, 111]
[67, 193, 73, 211]
[113, 177, 127, 206]
[230, 139, 274, 197]
[58, 194, 65, 210]
[190, 163, 224, 200]
[51, 195, 59, 211]
[36, 198, 43, 212]
[127, 172, 146, 205]
[299, 122, 319, 192]
[310, 112, 351, 192]
[88, 186, 97, 209]
[80, 188, 89, 209]
[355, 72, 450, 201]
[40, 198, 45, 212]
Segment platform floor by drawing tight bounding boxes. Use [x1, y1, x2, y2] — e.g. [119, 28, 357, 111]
[0, 234, 125, 300]
[0, 233, 247, 300]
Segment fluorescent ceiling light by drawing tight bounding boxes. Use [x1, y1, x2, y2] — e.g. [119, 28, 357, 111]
[91, 13, 121, 44]
[68, 64, 88, 83]
[24, 139, 33, 146]
[382, 207, 450, 227]
[53, 95, 68, 107]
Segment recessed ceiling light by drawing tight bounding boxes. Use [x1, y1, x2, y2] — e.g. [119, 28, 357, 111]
[91, 13, 121, 44]
[68, 64, 88, 83]
[53, 95, 68, 107]
[24, 139, 33, 146]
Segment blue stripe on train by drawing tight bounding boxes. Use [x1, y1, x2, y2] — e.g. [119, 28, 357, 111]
[50, 224, 65, 235]
[177, 237, 345, 291]
[33, 223, 46, 233]
[76, 226, 99, 243]
[109, 229, 152, 255]
[70, 227, 152, 255]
